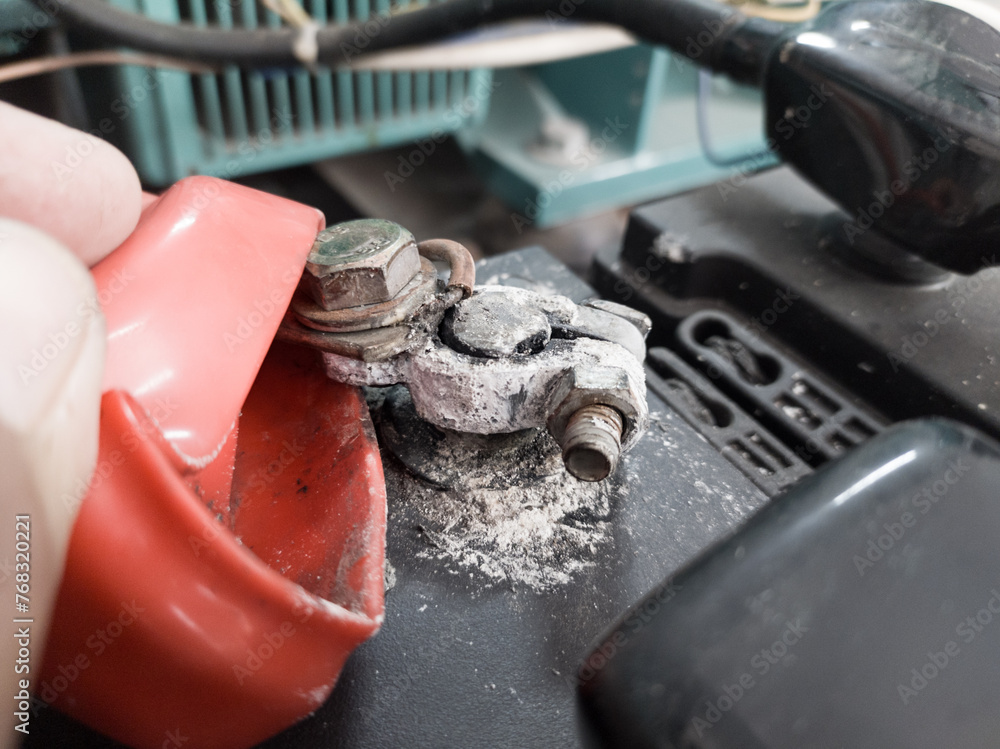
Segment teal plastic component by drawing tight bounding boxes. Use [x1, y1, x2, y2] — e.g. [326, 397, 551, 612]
[84, 0, 493, 185]
[465, 46, 776, 228]
[0, 0, 51, 54]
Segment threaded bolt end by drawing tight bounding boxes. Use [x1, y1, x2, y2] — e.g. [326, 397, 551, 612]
[560, 405, 624, 482]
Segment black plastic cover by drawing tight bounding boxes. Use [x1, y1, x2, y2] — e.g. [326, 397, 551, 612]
[579, 419, 1000, 748]
[764, 0, 1000, 272]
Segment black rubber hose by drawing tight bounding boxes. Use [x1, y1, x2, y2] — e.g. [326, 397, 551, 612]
[32, 0, 787, 83]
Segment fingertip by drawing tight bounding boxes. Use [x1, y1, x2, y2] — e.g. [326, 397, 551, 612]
[0, 102, 143, 266]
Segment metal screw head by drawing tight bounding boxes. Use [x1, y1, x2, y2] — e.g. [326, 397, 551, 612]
[303, 219, 421, 311]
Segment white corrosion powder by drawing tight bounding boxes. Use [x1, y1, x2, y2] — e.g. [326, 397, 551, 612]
[388, 437, 616, 592]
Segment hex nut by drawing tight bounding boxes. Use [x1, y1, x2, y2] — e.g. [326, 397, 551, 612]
[302, 219, 422, 311]
[547, 361, 648, 452]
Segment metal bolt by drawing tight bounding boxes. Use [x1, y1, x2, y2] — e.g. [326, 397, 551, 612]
[302, 219, 421, 311]
[559, 404, 624, 482]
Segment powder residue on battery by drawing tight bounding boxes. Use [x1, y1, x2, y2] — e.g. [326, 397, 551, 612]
[384, 442, 617, 592]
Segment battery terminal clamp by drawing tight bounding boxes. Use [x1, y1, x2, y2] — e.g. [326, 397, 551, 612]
[280, 219, 650, 482]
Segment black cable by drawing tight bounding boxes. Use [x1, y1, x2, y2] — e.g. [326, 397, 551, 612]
[31, 0, 787, 84]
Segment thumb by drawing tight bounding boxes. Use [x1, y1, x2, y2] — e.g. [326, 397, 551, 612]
[0, 218, 106, 745]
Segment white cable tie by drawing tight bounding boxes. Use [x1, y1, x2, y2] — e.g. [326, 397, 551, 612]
[293, 20, 320, 67]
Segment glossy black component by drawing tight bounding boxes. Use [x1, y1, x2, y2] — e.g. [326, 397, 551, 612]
[763, 0, 1000, 273]
[579, 419, 1000, 748]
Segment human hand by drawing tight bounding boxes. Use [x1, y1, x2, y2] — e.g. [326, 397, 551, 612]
[0, 100, 142, 746]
